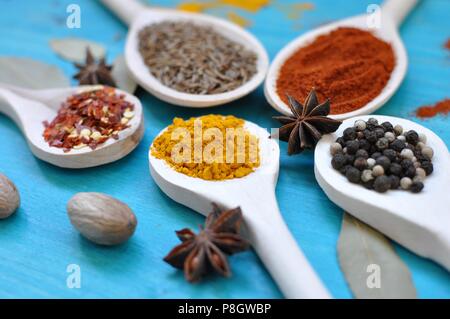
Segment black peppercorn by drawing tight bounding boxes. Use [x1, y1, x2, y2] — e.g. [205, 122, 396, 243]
[374, 175, 391, 193]
[405, 130, 419, 145]
[381, 121, 394, 132]
[390, 139, 406, 152]
[354, 157, 368, 171]
[364, 131, 377, 143]
[343, 127, 356, 141]
[389, 163, 402, 176]
[376, 156, 391, 170]
[346, 167, 361, 183]
[346, 140, 360, 155]
[374, 128, 385, 138]
[344, 154, 355, 165]
[410, 181, 424, 193]
[369, 145, 378, 154]
[404, 165, 416, 178]
[355, 149, 369, 159]
[415, 153, 426, 162]
[376, 137, 389, 150]
[388, 175, 400, 189]
[336, 137, 346, 147]
[339, 164, 352, 175]
[401, 159, 413, 170]
[420, 161, 433, 175]
[331, 153, 346, 169]
[367, 118, 378, 126]
[383, 149, 397, 161]
[359, 139, 371, 151]
[371, 152, 382, 159]
[413, 150, 423, 160]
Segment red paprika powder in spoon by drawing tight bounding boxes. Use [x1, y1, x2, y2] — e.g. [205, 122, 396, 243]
[277, 27, 395, 115]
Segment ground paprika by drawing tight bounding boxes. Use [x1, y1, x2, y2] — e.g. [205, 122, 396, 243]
[276, 27, 395, 114]
[415, 99, 450, 119]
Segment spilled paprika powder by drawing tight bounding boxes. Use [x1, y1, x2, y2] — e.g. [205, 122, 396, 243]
[277, 27, 395, 114]
[415, 99, 450, 119]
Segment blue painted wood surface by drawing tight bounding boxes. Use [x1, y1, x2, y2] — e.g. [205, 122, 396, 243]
[0, 0, 449, 298]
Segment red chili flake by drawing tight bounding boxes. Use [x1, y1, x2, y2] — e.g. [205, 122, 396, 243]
[43, 87, 134, 152]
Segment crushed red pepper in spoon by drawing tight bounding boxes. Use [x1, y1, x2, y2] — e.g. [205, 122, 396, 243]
[43, 87, 135, 152]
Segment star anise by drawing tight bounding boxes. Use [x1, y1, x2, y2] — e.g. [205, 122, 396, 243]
[272, 88, 342, 155]
[73, 48, 116, 87]
[163, 203, 250, 283]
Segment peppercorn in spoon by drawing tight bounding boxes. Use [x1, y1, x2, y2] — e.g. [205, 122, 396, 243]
[149, 120, 331, 298]
[315, 115, 450, 270]
[265, 0, 418, 120]
[0, 84, 144, 168]
[100, 0, 269, 107]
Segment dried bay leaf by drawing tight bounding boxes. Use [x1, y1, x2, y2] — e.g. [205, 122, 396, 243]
[337, 213, 416, 299]
[0, 57, 69, 89]
[49, 38, 105, 63]
[112, 55, 137, 94]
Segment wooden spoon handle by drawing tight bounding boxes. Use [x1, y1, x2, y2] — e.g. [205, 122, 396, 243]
[382, 0, 418, 26]
[0, 88, 54, 134]
[246, 215, 331, 298]
[237, 186, 331, 299]
[0, 88, 26, 128]
[100, 0, 146, 25]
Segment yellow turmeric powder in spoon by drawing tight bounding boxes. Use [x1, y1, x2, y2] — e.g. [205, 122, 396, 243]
[151, 115, 260, 180]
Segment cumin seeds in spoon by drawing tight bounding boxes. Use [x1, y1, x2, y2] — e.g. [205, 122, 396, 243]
[138, 21, 258, 95]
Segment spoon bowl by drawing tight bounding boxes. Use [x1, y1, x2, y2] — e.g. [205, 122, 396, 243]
[0, 84, 144, 169]
[149, 120, 330, 298]
[265, 0, 418, 120]
[315, 115, 450, 270]
[101, 0, 269, 108]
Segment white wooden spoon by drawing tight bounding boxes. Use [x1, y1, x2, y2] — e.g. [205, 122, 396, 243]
[149, 120, 331, 298]
[0, 84, 144, 169]
[265, 0, 418, 120]
[315, 115, 450, 270]
[100, 0, 269, 108]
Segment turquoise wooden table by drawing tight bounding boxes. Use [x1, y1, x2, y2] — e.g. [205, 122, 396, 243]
[0, 0, 449, 298]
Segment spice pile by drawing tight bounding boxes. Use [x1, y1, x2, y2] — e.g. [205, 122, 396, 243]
[151, 115, 260, 180]
[330, 118, 434, 193]
[138, 21, 257, 95]
[43, 87, 135, 152]
[277, 27, 395, 115]
[415, 99, 450, 119]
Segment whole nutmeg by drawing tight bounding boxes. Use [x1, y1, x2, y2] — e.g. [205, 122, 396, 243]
[67, 192, 137, 245]
[0, 174, 20, 219]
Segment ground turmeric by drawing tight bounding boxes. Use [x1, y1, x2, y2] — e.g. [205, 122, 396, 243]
[151, 115, 260, 181]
